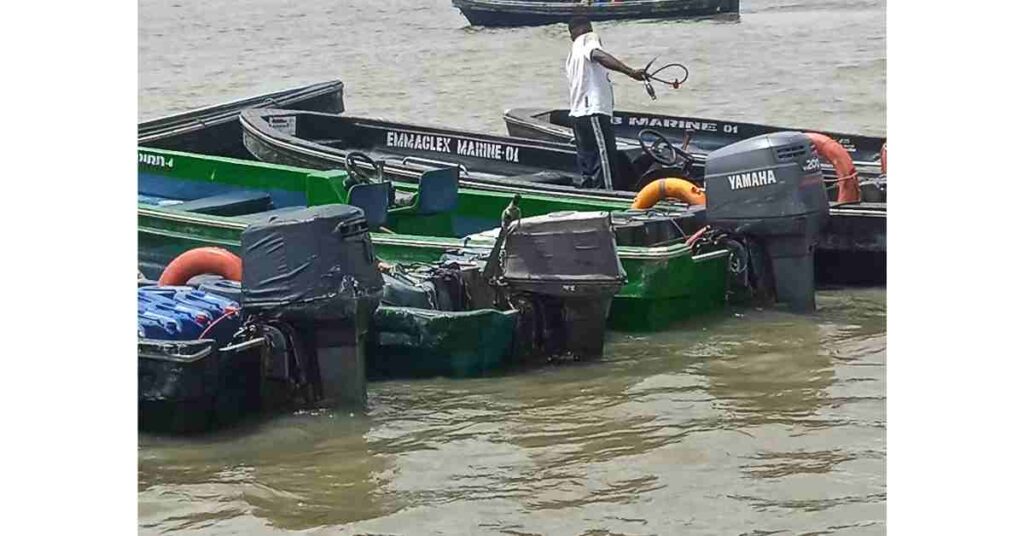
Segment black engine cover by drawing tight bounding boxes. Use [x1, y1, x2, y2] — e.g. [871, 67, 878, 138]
[241, 204, 383, 320]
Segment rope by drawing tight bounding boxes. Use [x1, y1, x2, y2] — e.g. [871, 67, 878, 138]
[645, 63, 690, 88]
[198, 308, 240, 340]
[639, 60, 690, 100]
[822, 172, 860, 192]
[821, 172, 860, 184]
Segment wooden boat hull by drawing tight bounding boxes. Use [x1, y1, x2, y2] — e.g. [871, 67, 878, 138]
[452, 0, 739, 27]
[240, 109, 885, 286]
[138, 148, 732, 333]
[138, 80, 345, 159]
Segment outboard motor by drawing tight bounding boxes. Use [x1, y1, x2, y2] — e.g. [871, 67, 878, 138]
[499, 211, 626, 359]
[241, 204, 383, 406]
[704, 132, 830, 312]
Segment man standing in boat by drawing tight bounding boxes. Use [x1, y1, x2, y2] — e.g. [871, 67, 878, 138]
[565, 16, 645, 190]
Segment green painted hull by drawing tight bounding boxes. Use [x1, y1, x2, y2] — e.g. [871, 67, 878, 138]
[369, 306, 518, 379]
[138, 148, 730, 332]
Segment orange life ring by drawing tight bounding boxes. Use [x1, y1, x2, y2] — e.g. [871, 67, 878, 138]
[804, 132, 861, 204]
[881, 143, 887, 175]
[631, 178, 706, 209]
[158, 247, 243, 286]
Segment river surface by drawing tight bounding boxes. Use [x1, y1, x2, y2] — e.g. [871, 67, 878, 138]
[139, 1, 886, 533]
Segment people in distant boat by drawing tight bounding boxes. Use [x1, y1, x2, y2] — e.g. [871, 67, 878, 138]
[565, 16, 645, 190]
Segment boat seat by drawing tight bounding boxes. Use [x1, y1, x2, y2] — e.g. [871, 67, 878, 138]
[348, 181, 390, 230]
[417, 167, 459, 215]
[506, 170, 576, 186]
[169, 191, 273, 217]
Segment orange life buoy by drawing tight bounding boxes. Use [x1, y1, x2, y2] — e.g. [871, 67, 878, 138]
[881, 143, 887, 175]
[804, 132, 861, 204]
[631, 178, 706, 209]
[158, 247, 243, 286]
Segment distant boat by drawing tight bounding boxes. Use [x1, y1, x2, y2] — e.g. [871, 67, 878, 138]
[451, 0, 740, 27]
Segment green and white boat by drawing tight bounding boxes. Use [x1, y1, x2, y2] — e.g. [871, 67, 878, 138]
[138, 148, 732, 333]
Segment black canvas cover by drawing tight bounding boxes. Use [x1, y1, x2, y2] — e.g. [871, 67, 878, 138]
[241, 204, 383, 319]
[381, 261, 493, 312]
[611, 206, 706, 247]
[502, 211, 626, 296]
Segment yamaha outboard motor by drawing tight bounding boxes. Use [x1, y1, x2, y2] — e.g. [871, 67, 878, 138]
[704, 132, 829, 312]
[241, 205, 383, 406]
[499, 211, 626, 359]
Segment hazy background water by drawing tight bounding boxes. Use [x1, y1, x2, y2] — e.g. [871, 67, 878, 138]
[139, 1, 886, 533]
[139, 0, 885, 136]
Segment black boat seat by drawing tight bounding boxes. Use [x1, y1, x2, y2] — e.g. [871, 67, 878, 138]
[170, 191, 272, 217]
[506, 170, 576, 186]
[417, 167, 459, 215]
[348, 181, 390, 230]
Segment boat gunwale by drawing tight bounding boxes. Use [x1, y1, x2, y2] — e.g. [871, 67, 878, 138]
[452, 0, 733, 15]
[137, 147, 705, 255]
[502, 106, 886, 170]
[138, 80, 344, 139]
[239, 112, 645, 205]
[137, 339, 216, 363]
[240, 112, 883, 218]
[138, 204, 707, 261]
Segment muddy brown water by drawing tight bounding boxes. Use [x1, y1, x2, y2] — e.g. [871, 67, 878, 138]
[139, 1, 885, 533]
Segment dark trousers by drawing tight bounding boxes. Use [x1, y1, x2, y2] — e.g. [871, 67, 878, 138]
[571, 114, 619, 190]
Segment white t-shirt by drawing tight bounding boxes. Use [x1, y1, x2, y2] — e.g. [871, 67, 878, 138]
[565, 32, 614, 118]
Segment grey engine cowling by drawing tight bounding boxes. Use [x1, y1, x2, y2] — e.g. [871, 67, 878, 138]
[704, 132, 830, 312]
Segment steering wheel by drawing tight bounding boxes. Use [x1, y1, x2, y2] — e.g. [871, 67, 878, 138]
[638, 129, 691, 167]
[344, 151, 379, 186]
